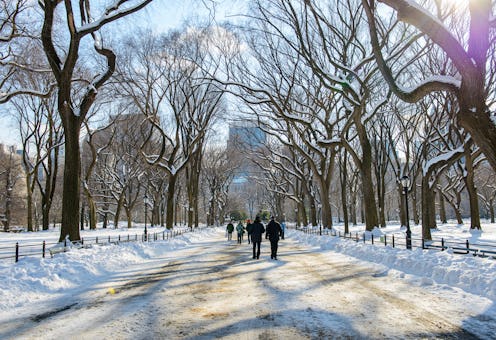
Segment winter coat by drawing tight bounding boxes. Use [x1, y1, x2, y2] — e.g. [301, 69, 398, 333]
[236, 223, 244, 234]
[226, 223, 234, 233]
[246, 223, 253, 234]
[250, 222, 265, 243]
[266, 220, 282, 241]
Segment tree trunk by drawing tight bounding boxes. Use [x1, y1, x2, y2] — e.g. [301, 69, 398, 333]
[166, 174, 177, 229]
[361, 168, 379, 231]
[25, 175, 34, 232]
[421, 176, 434, 240]
[464, 152, 482, 230]
[114, 193, 124, 229]
[340, 157, 349, 233]
[438, 188, 447, 223]
[59, 118, 82, 242]
[489, 198, 494, 223]
[412, 184, 420, 225]
[126, 207, 132, 229]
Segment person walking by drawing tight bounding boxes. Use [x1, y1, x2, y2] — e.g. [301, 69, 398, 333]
[246, 219, 253, 244]
[251, 216, 265, 259]
[280, 220, 286, 240]
[266, 216, 283, 260]
[236, 221, 244, 244]
[226, 221, 234, 241]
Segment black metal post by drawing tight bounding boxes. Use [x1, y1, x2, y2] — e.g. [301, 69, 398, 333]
[144, 197, 148, 242]
[404, 185, 412, 250]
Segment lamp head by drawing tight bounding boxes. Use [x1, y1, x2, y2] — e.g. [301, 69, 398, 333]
[400, 175, 410, 189]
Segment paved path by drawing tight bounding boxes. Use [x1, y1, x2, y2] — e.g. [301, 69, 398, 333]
[3, 229, 486, 339]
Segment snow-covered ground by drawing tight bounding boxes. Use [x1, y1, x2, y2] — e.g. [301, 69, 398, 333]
[0, 221, 495, 338]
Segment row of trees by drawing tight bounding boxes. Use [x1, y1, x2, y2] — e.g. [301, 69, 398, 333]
[1, 0, 496, 242]
[219, 0, 496, 241]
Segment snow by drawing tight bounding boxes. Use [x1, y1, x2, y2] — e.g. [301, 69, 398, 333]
[1, 221, 496, 337]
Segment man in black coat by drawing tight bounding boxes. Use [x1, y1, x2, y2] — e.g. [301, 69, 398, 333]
[250, 216, 265, 259]
[265, 216, 283, 260]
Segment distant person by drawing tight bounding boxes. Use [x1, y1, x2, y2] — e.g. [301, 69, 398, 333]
[226, 221, 234, 241]
[266, 216, 283, 260]
[280, 220, 286, 240]
[236, 221, 245, 244]
[251, 216, 265, 259]
[246, 219, 253, 244]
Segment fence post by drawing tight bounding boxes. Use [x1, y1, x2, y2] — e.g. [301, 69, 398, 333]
[42, 241, 46, 258]
[384, 235, 387, 246]
[356, 232, 358, 242]
[81, 237, 84, 245]
[119, 235, 121, 242]
[363, 233, 366, 243]
[15, 242, 19, 263]
[371, 234, 374, 244]
[108, 235, 111, 243]
[441, 238, 444, 250]
[392, 235, 395, 248]
[422, 238, 425, 249]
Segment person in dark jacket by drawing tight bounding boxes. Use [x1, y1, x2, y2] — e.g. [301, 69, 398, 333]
[246, 219, 253, 244]
[226, 221, 234, 240]
[250, 216, 265, 259]
[265, 216, 283, 260]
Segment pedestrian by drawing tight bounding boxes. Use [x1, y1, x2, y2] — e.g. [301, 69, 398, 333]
[246, 219, 253, 244]
[236, 221, 244, 244]
[280, 219, 286, 240]
[251, 216, 265, 259]
[265, 216, 282, 260]
[226, 221, 234, 241]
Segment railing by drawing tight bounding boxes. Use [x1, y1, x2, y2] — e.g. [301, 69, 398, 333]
[0, 227, 198, 263]
[292, 226, 496, 258]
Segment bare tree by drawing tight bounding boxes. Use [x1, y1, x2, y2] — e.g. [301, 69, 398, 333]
[363, 0, 496, 173]
[39, 0, 152, 241]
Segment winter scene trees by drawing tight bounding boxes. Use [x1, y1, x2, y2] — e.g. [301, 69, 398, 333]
[1, 0, 496, 338]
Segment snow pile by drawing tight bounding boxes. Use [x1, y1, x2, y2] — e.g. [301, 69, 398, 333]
[0, 228, 217, 311]
[289, 229, 496, 300]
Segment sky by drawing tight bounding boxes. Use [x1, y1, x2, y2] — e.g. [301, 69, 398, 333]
[0, 221, 495, 338]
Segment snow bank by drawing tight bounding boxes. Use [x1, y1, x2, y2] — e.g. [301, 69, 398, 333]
[0, 228, 217, 311]
[289, 230, 496, 300]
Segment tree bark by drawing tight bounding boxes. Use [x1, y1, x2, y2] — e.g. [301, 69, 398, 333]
[438, 188, 447, 224]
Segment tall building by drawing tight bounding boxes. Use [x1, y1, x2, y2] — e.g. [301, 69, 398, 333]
[227, 124, 266, 186]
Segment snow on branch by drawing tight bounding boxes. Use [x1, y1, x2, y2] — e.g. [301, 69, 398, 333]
[77, 0, 153, 36]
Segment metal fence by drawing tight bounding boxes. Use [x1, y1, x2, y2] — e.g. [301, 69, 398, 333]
[293, 226, 496, 258]
[0, 227, 197, 263]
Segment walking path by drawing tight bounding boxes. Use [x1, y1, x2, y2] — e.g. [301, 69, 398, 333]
[2, 228, 489, 339]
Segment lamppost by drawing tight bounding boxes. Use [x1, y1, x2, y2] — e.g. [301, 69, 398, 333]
[294, 208, 298, 229]
[189, 207, 193, 231]
[143, 194, 149, 241]
[318, 203, 322, 235]
[401, 175, 412, 249]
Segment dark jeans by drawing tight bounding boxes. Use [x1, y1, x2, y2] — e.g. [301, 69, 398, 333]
[281, 231, 285, 240]
[252, 241, 261, 258]
[270, 239, 279, 258]
[237, 233, 242, 244]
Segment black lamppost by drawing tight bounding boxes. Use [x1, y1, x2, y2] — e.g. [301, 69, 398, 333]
[144, 194, 149, 241]
[401, 175, 412, 249]
[294, 208, 298, 228]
